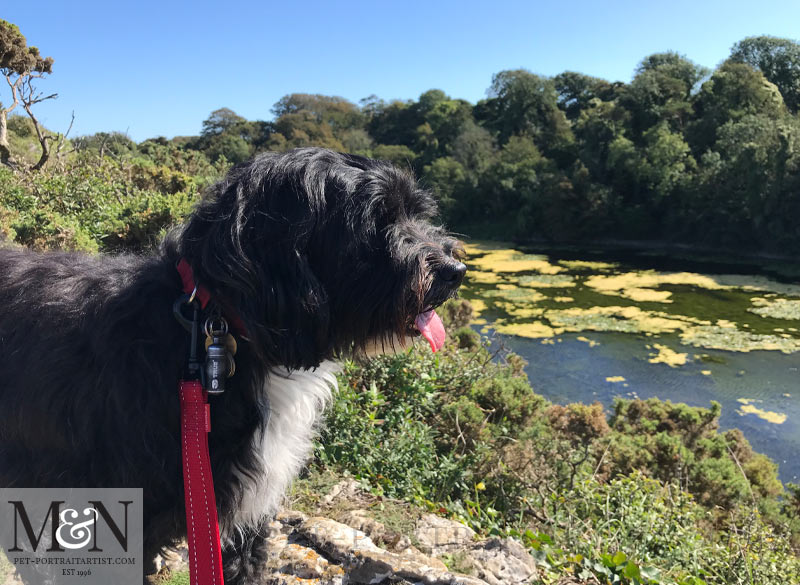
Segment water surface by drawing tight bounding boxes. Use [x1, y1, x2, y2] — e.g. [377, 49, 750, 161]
[463, 242, 800, 482]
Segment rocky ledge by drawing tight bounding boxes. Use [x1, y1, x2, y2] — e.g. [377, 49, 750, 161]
[155, 482, 542, 585]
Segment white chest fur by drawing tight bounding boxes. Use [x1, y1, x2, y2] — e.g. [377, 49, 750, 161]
[225, 360, 338, 535]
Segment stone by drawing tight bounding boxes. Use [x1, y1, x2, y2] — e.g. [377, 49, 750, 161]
[154, 541, 189, 573]
[321, 479, 363, 506]
[341, 509, 387, 542]
[468, 538, 539, 585]
[414, 514, 476, 555]
[291, 515, 487, 585]
[296, 516, 382, 560]
[266, 542, 345, 581]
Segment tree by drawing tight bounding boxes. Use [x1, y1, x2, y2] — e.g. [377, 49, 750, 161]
[366, 99, 420, 149]
[476, 69, 560, 145]
[411, 90, 473, 164]
[271, 110, 344, 151]
[689, 61, 786, 153]
[623, 52, 708, 134]
[0, 19, 54, 167]
[272, 94, 364, 133]
[553, 71, 620, 120]
[730, 36, 800, 112]
[477, 69, 574, 165]
[200, 107, 246, 137]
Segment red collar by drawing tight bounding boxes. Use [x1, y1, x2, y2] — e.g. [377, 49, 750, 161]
[177, 258, 248, 336]
[177, 258, 212, 308]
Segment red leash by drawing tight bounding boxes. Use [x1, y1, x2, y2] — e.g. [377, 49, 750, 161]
[179, 380, 224, 585]
[176, 259, 225, 585]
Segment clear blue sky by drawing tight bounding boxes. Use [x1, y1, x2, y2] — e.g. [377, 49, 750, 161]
[4, 0, 799, 142]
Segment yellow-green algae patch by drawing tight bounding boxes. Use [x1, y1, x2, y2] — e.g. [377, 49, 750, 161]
[468, 298, 488, 317]
[494, 321, 556, 338]
[462, 241, 800, 355]
[584, 271, 729, 304]
[648, 344, 688, 367]
[701, 370, 712, 376]
[749, 297, 800, 320]
[517, 274, 576, 288]
[483, 287, 547, 304]
[680, 326, 800, 353]
[736, 399, 787, 424]
[545, 306, 697, 335]
[558, 259, 617, 271]
[467, 271, 507, 285]
[606, 376, 626, 383]
[576, 336, 599, 347]
[623, 288, 674, 303]
[467, 246, 564, 275]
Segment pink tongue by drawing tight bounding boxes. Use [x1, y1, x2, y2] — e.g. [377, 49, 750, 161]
[415, 310, 446, 353]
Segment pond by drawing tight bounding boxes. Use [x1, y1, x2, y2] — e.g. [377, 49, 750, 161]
[462, 241, 800, 483]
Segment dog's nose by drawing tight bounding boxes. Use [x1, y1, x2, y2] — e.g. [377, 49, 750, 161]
[437, 261, 467, 285]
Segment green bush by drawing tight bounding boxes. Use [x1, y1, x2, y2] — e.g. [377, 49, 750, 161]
[312, 299, 798, 584]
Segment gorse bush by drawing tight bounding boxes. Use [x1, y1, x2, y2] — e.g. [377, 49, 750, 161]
[314, 299, 800, 584]
[0, 154, 204, 252]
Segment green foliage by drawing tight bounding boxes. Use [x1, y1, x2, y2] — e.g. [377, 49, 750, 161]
[0, 155, 198, 252]
[3, 32, 797, 253]
[730, 35, 800, 113]
[0, 19, 53, 75]
[316, 306, 799, 584]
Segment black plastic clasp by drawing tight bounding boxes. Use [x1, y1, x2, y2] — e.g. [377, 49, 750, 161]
[174, 294, 203, 383]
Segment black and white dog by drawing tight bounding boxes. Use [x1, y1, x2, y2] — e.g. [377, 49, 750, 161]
[0, 148, 465, 583]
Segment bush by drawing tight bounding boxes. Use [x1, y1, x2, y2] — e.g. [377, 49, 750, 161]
[313, 299, 798, 584]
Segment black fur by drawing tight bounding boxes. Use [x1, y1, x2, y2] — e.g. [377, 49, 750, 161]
[0, 148, 464, 584]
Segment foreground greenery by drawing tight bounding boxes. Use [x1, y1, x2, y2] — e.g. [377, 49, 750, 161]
[311, 301, 800, 584]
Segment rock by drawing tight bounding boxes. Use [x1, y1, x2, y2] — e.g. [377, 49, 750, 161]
[341, 509, 387, 542]
[267, 542, 345, 581]
[296, 516, 382, 560]
[347, 548, 487, 585]
[468, 537, 539, 585]
[276, 509, 309, 527]
[154, 542, 189, 573]
[290, 515, 487, 585]
[398, 545, 449, 571]
[321, 479, 363, 506]
[147, 511, 541, 585]
[414, 514, 476, 555]
[264, 575, 344, 585]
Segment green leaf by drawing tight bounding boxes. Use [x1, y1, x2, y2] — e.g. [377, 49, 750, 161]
[622, 562, 641, 580]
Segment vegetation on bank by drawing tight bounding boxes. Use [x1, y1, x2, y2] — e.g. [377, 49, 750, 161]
[310, 301, 800, 584]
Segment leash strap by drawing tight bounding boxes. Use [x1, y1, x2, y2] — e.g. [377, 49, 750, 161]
[179, 379, 224, 585]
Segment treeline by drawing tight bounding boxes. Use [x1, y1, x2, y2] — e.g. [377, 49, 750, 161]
[4, 35, 800, 254]
[64, 35, 800, 253]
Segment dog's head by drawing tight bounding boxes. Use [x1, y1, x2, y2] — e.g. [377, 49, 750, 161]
[177, 147, 465, 369]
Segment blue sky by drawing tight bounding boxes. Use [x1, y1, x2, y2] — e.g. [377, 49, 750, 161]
[4, 1, 799, 141]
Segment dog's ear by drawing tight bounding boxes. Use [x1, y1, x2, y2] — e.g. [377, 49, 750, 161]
[178, 160, 331, 369]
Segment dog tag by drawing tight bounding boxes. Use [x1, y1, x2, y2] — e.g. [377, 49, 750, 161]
[205, 335, 230, 394]
[205, 333, 237, 356]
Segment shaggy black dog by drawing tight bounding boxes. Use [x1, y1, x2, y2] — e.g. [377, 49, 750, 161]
[0, 148, 465, 584]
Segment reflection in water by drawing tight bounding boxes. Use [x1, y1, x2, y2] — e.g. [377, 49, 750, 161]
[462, 241, 800, 481]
